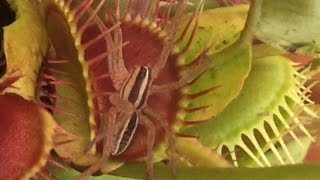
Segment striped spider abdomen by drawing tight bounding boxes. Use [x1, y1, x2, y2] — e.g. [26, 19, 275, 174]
[112, 112, 138, 156]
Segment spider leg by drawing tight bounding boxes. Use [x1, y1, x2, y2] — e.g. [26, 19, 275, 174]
[138, 112, 156, 180]
[151, 0, 187, 79]
[87, 7, 129, 90]
[151, 56, 211, 94]
[76, 107, 117, 180]
[83, 112, 135, 174]
[83, 129, 107, 154]
[109, 93, 134, 112]
[143, 107, 177, 180]
[84, 92, 135, 155]
[109, 22, 129, 90]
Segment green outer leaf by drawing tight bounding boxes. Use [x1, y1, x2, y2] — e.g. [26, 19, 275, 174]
[4, 0, 48, 99]
[179, 45, 251, 121]
[176, 5, 251, 121]
[254, 0, 320, 55]
[111, 163, 320, 180]
[252, 44, 284, 59]
[182, 56, 295, 148]
[176, 5, 249, 65]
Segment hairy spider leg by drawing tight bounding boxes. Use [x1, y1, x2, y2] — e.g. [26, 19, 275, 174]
[80, 91, 137, 177]
[143, 107, 177, 179]
[109, 21, 129, 90]
[138, 113, 156, 180]
[151, 0, 187, 79]
[76, 107, 115, 180]
[86, 6, 129, 90]
[78, 103, 134, 179]
[151, 56, 212, 93]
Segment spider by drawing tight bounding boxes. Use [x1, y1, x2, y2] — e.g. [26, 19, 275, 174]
[77, 0, 211, 179]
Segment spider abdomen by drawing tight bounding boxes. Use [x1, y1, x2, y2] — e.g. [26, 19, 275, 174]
[112, 112, 138, 156]
[120, 66, 151, 109]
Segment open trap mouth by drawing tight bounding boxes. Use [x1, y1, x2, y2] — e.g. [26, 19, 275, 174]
[0, 0, 16, 77]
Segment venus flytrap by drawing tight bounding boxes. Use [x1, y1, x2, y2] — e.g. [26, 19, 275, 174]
[40, 0, 225, 179]
[3, 0, 48, 99]
[173, 1, 252, 122]
[184, 55, 318, 167]
[0, 1, 83, 179]
[0, 1, 60, 179]
[180, 0, 319, 168]
[37, 0, 274, 177]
